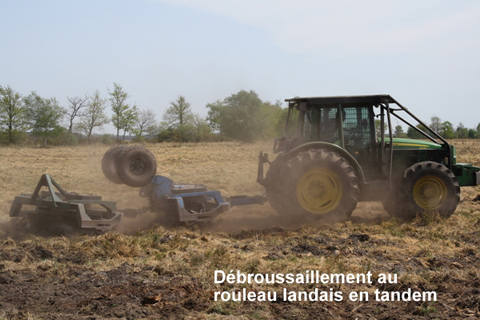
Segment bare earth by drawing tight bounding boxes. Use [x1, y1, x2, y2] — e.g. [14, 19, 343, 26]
[0, 140, 479, 319]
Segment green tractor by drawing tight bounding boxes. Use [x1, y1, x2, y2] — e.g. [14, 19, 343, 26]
[257, 95, 480, 221]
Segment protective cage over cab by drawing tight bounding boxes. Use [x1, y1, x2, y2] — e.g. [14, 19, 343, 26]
[258, 94, 480, 221]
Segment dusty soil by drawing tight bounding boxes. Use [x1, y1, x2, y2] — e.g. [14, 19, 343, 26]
[0, 140, 479, 319]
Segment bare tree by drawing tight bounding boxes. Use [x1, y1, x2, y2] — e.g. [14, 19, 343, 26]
[192, 113, 212, 141]
[430, 116, 442, 134]
[135, 109, 156, 138]
[77, 91, 109, 143]
[66, 96, 88, 134]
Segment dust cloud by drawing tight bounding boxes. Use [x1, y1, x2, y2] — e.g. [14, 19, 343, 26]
[0, 199, 392, 239]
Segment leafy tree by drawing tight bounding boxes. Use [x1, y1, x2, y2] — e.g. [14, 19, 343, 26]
[119, 105, 138, 141]
[108, 83, 133, 141]
[407, 126, 420, 139]
[468, 128, 476, 139]
[394, 125, 406, 138]
[191, 113, 213, 141]
[24, 92, 65, 147]
[206, 91, 284, 142]
[374, 119, 388, 138]
[455, 122, 468, 139]
[76, 90, 109, 143]
[66, 95, 88, 134]
[407, 124, 428, 139]
[0, 85, 27, 144]
[262, 100, 284, 138]
[157, 122, 175, 142]
[274, 105, 289, 137]
[206, 99, 225, 137]
[220, 90, 264, 142]
[441, 121, 454, 139]
[48, 126, 78, 146]
[163, 96, 193, 128]
[175, 123, 198, 142]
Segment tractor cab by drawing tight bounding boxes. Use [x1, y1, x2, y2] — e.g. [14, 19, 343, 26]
[275, 95, 394, 182]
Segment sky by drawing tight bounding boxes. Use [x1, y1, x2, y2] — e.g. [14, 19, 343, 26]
[1, 0, 480, 134]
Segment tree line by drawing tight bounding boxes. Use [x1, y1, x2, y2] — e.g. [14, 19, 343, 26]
[159, 90, 285, 143]
[391, 115, 480, 139]
[0, 84, 285, 145]
[2, 84, 478, 146]
[0, 83, 141, 145]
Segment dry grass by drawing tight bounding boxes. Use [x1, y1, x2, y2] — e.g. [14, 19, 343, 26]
[0, 140, 479, 319]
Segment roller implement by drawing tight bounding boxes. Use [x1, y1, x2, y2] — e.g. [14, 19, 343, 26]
[9, 152, 265, 234]
[10, 174, 123, 234]
[98, 144, 265, 226]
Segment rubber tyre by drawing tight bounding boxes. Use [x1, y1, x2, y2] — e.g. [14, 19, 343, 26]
[264, 157, 292, 217]
[401, 161, 460, 219]
[114, 146, 157, 187]
[102, 145, 127, 184]
[267, 149, 359, 221]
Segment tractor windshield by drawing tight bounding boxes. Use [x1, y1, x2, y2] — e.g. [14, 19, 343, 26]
[285, 106, 299, 138]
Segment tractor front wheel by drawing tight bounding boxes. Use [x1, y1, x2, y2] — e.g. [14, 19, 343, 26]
[400, 161, 460, 219]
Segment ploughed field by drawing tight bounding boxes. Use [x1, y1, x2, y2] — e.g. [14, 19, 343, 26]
[0, 140, 479, 319]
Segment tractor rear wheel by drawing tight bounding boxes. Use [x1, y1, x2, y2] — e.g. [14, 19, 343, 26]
[265, 157, 291, 216]
[102, 145, 127, 184]
[114, 146, 157, 187]
[267, 149, 359, 221]
[400, 161, 460, 219]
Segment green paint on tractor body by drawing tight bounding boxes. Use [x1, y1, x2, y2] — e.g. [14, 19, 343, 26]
[389, 138, 478, 186]
[390, 138, 442, 150]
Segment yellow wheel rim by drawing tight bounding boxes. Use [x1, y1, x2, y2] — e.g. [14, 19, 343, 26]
[413, 175, 447, 210]
[296, 167, 343, 214]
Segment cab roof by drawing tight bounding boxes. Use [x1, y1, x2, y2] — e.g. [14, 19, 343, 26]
[285, 94, 396, 105]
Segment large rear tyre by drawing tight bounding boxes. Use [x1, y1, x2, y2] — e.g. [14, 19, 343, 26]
[264, 157, 292, 216]
[400, 161, 460, 219]
[102, 145, 127, 184]
[266, 149, 359, 222]
[114, 146, 157, 187]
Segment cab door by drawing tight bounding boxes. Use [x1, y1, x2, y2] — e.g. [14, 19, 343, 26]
[342, 106, 378, 181]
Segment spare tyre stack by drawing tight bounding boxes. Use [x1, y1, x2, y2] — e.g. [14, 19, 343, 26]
[101, 145, 157, 187]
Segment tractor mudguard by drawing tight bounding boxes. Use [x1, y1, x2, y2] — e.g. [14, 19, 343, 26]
[276, 141, 366, 184]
